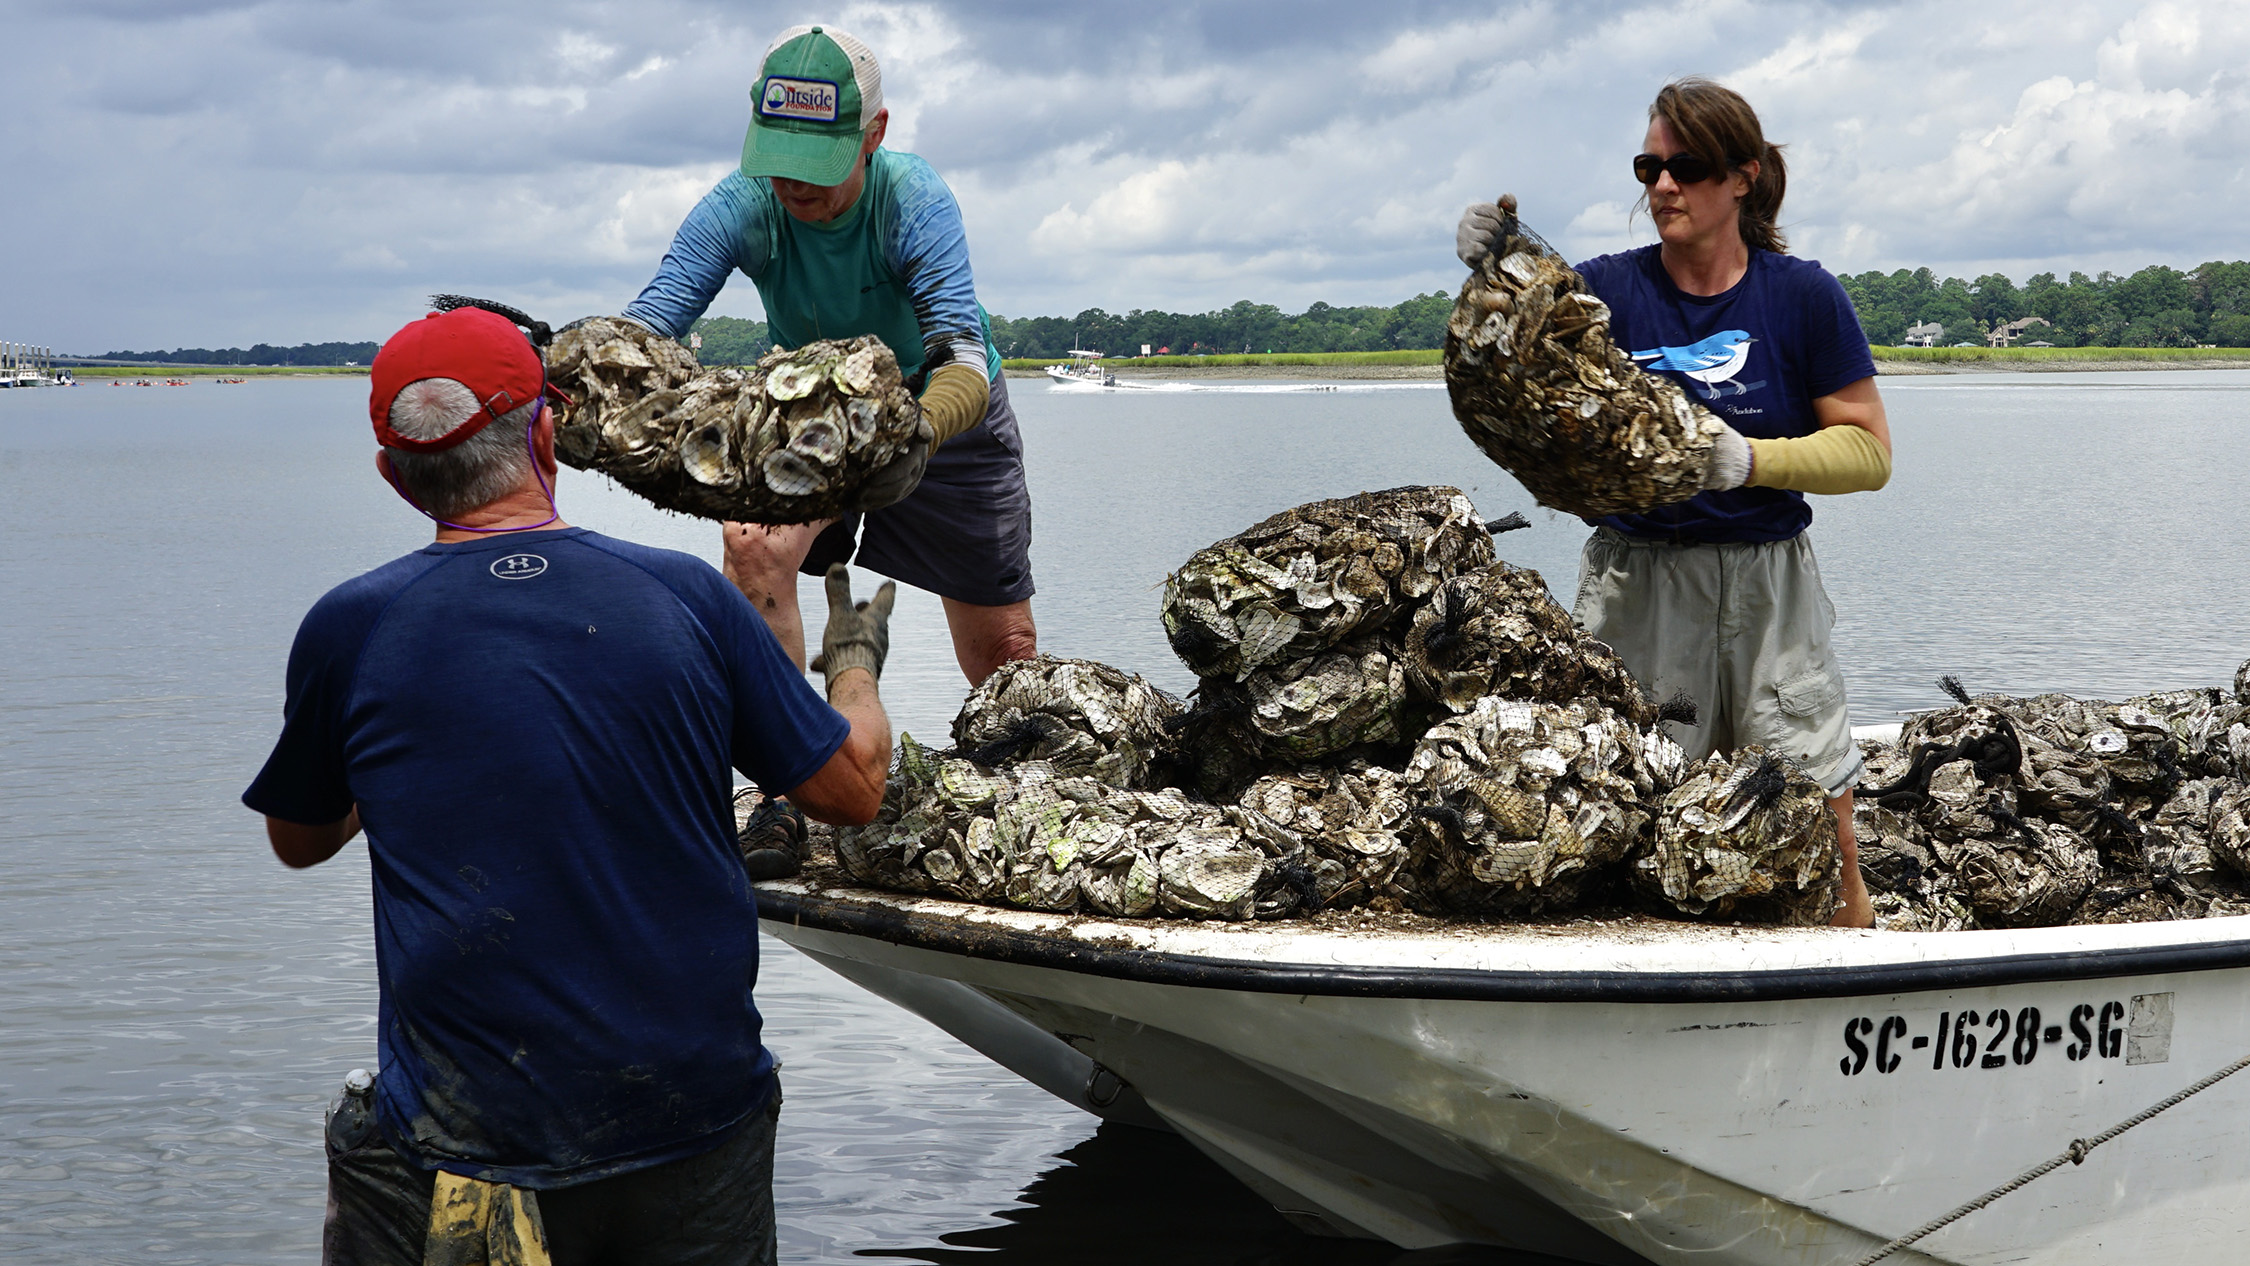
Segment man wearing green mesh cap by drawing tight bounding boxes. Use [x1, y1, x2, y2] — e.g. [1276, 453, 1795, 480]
[626, 23, 1037, 694]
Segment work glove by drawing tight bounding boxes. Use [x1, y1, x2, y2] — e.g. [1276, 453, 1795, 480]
[1455, 194, 1517, 267]
[1701, 423, 1753, 492]
[810, 564, 895, 686]
[920, 361, 992, 446]
[850, 417, 933, 512]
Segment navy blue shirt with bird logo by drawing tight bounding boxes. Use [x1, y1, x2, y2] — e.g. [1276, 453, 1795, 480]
[1576, 245, 1876, 543]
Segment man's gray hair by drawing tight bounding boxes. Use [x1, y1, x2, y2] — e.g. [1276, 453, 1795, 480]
[384, 378, 541, 520]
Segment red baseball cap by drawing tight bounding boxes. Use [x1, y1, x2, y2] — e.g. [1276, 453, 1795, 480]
[369, 307, 546, 452]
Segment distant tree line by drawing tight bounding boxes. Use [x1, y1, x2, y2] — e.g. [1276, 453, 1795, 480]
[688, 316, 775, 365]
[88, 340, 382, 366]
[1839, 262, 2250, 348]
[986, 293, 1457, 359]
[85, 259, 2250, 368]
[692, 296, 1457, 363]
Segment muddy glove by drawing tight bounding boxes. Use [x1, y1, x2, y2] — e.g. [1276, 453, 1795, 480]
[850, 416, 933, 512]
[1701, 423, 1754, 491]
[1455, 194, 1516, 267]
[809, 563, 895, 686]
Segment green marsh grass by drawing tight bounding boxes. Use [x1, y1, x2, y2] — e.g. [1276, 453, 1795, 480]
[1002, 349, 1443, 370]
[1870, 345, 2250, 365]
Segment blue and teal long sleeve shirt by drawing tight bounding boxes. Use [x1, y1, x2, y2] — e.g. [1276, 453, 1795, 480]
[625, 149, 1000, 382]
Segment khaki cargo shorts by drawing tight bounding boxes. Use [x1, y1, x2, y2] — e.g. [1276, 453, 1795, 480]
[1573, 527, 1862, 797]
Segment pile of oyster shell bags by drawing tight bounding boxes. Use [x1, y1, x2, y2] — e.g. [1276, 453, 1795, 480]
[1854, 674, 2250, 931]
[544, 318, 929, 524]
[833, 486, 1846, 924]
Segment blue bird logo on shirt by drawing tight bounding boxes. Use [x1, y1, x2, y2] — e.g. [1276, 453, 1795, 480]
[1632, 330, 1763, 398]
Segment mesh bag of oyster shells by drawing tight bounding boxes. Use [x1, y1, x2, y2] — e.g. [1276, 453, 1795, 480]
[1188, 637, 1417, 764]
[1402, 561, 1655, 726]
[1238, 763, 1417, 909]
[1444, 206, 1729, 517]
[1850, 671, 2250, 929]
[950, 656, 1185, 790]
[1160, 486, 1494, 681]
[1395, 696, 1675, 916]
[546, 319, 928, 523]
[833, 736, 1314, 920]
[1637, 747, 1839, 925]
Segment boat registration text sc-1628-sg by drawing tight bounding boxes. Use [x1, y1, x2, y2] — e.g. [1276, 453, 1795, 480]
[1838, 992, 2176, 1077]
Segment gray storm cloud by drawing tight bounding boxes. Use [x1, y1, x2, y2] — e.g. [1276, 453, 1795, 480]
[2, 0, 2243, 350]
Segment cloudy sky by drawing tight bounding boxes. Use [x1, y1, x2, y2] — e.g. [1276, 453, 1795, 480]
[4, 0, 2245, 352]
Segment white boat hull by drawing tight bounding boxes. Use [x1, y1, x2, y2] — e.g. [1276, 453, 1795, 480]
[760, 884, 2250, 1265]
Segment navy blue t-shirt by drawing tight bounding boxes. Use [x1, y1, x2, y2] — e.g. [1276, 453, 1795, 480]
[243, 528, 849, 1188]
[1578, 246, 1876, 543]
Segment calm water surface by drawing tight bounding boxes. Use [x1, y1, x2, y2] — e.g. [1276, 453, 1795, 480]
[4, 371, 2248, 1263]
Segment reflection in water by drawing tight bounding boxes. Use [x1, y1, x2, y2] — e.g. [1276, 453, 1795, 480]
[862, 1123, 1575, 1266]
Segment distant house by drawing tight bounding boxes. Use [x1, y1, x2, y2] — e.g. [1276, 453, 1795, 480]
[1901, 321, 1944, 348]
[1986, 316, 2051, 348]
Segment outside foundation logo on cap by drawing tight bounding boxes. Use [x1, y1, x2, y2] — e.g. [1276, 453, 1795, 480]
[742, 24, 883, 187]
[762, 77, 839, 122]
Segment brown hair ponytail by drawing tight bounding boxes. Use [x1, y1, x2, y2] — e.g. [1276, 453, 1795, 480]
[1649, 77, 1788, 254]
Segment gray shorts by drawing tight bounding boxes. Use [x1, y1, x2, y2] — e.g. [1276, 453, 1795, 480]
[1573, 527, 1863, 797]
[802, 372, 1035, 607]
[321, 1081, 780, 1266]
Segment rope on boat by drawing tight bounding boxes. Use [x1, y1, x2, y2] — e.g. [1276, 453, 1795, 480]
[1853, 1049, 2250, 1266]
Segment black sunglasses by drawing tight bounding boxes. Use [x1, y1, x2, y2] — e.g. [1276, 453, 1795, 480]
[1633, 151, 1727, 186]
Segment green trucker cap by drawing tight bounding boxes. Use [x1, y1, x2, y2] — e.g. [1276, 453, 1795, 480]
[741, 25, 884, 186]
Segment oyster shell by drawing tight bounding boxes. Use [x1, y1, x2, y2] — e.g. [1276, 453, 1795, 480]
[761, 448, 827, 498]
[765, 360, 826, 401]
[1638, 747, 1839, 925]
[680, 419, 735, 488]
[1444, 206, 1726, 517]
[544, 320, 926, 523]
[787, 403, 848, 465]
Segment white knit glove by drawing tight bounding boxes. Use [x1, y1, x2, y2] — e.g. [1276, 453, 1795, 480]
[1702, 424, 1754, 491]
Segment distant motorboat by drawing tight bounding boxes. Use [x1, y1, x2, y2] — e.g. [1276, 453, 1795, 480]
[1045, 348, 1116, 389]
[1, 341, 59, 386]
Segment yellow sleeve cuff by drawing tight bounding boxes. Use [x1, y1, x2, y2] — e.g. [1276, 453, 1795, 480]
[920, 362, 991, 447]
[1745, 425, 1891, 495]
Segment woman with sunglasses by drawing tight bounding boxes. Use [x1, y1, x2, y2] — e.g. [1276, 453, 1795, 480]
[1457, 77, 1892, 927]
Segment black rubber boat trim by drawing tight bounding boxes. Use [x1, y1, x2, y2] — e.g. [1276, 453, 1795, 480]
[758, 887, 2250, 1003]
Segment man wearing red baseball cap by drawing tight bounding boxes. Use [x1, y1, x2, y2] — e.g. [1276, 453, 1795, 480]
[245, 304, 896, 1264]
